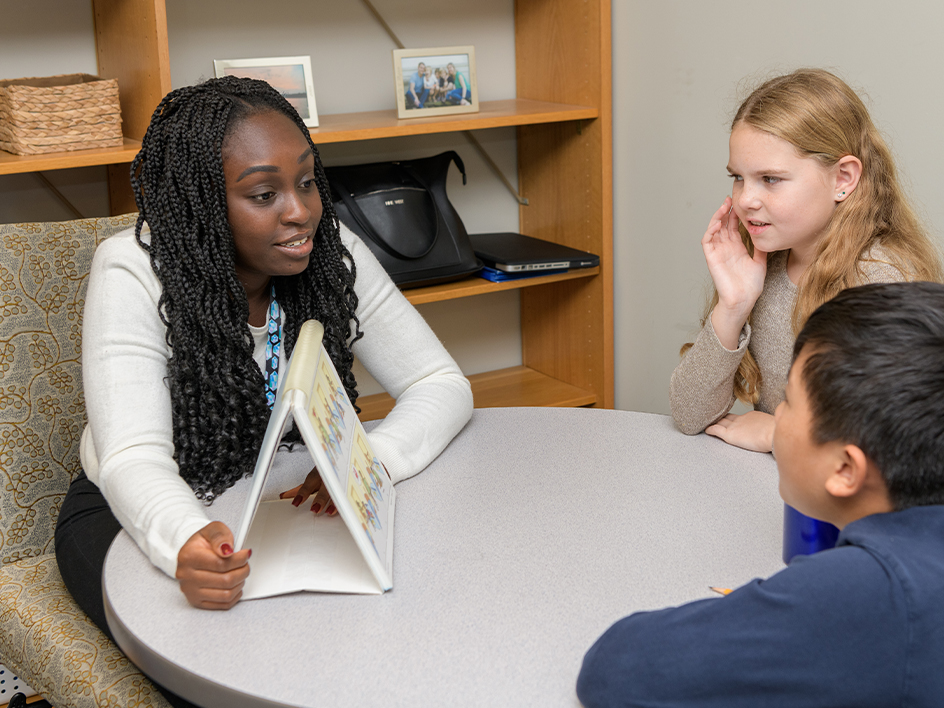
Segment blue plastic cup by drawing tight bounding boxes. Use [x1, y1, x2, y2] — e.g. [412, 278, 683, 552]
[782, 504, 839, 564]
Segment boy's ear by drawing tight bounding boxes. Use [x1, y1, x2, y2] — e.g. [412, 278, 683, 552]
[834, 155, 862, 202]
[824, 443, 870, 498]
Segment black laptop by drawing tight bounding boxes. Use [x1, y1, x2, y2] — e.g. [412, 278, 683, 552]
[469, 232, 600, 273]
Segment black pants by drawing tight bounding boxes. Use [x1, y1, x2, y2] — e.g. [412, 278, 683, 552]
[55, 472, 200, 708]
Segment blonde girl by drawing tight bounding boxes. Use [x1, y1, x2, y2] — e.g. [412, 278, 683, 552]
[670, 68, 942, 452]
[423, 65, 438, 101]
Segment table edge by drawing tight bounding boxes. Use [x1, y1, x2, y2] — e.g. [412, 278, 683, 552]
[103, 545, 298, 708]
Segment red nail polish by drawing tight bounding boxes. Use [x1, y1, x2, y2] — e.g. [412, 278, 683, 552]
[327, 505, 336, 515]
[292, 494, 303, 507]
[221, 544, 233, 556]
[247, 549, 252, 558]
[312, 503, 322, 513]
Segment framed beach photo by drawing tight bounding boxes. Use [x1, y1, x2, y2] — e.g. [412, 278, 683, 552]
[393, 46, 478, 119]
[214, 55, 319, 127]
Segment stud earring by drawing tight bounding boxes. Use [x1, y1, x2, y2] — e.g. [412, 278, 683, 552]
[838, 191, 846, 199]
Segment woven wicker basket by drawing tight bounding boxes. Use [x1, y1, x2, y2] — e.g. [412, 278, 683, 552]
[0, 73, 123, 155]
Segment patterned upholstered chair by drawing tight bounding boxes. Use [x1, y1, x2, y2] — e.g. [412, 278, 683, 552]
[0, 215, 171, 707]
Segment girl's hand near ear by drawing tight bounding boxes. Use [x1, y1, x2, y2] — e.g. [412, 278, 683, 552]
[176, 521, 251, 609]
[705, 411, 775, 453]
[702, 197, 768, 349]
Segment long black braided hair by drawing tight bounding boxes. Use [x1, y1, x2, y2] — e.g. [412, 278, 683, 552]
[130, 76, 362, 501]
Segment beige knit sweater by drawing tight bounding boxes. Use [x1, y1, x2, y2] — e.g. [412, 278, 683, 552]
[670, 249, 904, 435]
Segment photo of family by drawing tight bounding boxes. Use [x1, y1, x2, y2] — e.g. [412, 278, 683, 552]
[213, 56, 319, 127]
[393, 46, 478, 119]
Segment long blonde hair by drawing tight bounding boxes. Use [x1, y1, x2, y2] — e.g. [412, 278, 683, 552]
[686, 68, 943, 404]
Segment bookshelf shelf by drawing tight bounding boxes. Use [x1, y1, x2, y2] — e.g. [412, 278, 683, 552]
[310, 99, 597, 144]
[0, 138, 140, 175]
[358, 365, 597, 421]
[0, 100, 596, 175]
[403, 267, 599, 305]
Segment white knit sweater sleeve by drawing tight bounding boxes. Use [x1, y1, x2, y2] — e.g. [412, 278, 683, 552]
[80, 227, 211, 578]
[340, 225, 473, 483]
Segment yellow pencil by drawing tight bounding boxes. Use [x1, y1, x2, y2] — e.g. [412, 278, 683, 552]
[709, 586, 733, 596]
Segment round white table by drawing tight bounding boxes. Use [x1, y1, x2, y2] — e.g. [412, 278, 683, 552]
[104, 408, 785, 708]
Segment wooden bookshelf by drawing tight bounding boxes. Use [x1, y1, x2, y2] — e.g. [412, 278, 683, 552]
[516, 0, 614, 410]
[9, 0, 613, 415]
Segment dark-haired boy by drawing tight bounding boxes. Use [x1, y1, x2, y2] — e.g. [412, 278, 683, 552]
[577, 282, 944, 707]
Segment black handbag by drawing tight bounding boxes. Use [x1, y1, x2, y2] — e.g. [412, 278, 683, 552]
[325, 151, 482, 288]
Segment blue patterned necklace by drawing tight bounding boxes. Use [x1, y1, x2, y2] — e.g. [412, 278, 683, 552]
[263, 285, 283, 409]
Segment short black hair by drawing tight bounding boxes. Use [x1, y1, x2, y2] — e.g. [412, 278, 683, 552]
[794, 281, 944, 510]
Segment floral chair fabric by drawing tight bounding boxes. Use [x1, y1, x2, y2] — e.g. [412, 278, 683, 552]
[0, 215, 171, 707]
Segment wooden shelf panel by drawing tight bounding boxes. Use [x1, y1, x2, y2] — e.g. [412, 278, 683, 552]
[0, 138, 141, 175]
[357, 365, 597, 422]
[402, 266, 599, 305]
[0, 99, 595, 175]
[310, 98, 597, 144]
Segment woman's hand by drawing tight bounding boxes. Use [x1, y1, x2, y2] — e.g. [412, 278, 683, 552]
[279, 466, 338, 516]
[704, 411, 775, 453]
[702, 197, 768, 349]
[176, 521, 251, 610]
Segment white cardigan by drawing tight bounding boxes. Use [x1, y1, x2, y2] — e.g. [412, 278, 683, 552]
[80, 224, 472, 577]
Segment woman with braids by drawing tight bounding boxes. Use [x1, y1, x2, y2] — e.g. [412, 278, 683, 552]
[54, 75, 472, 693]
[670, 68, 942, 452]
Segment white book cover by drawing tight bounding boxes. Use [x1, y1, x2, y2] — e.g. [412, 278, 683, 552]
[234, 320, 395, 599]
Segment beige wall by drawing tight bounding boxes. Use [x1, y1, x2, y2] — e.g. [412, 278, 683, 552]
[612, 1, 944, 414]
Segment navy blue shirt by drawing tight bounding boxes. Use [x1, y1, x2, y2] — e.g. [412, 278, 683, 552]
[577, 505, 944, 707]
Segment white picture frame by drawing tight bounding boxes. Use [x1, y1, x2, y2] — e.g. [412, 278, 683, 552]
[213, 55, 319, 128]
[393, 46, 478, 120]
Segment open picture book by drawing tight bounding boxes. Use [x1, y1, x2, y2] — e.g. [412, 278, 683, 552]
[234, 320, 396, 599]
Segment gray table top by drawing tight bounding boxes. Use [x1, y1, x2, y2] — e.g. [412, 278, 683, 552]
[103, 407, 786, 708]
